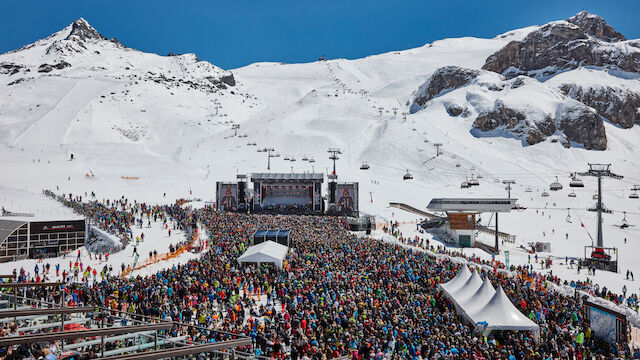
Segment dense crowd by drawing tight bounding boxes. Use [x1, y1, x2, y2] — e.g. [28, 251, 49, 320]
[3, 196, 639, 359]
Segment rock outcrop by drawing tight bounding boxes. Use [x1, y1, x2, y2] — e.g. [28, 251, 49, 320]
[567, 11, 625, 42]
[557, 83, 640, 128]
[482, 12, 640, 78]
[556, 104, 607, 150]
[409, 66, 479, 112]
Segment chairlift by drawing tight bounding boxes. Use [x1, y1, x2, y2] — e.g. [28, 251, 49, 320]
[290, 156, 296, 162]
[455, 163, 461, 168]
[525, 186, 532, 193]
[461, 181, 470, 189]
[549, 176, 563, 191]
[541, 191, 550, 197]
[630, 191, 639, 199]
[257, 149, 263, 153]
[569, 175, 584, 188]
[252, 142, 257, 146]
[302, 155, 309, 161]
[283, 155, 290, 161]
[360, 162, 370, 170]
[246, 142, 252, 146]
[592, 193, 598, 200]
[274, 153, 281, 157]
[477, 175, 483, 179]
[494, 178, 500, 183]
[308, 158, 315, 163]
[468, 175, 479, 186]
[403, 170, 413, 180]
[568, 191, 576, 198]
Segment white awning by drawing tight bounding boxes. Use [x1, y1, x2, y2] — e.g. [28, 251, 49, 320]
[237, 241, 288, 269]
[467, 285, 540, 335]
[439, 264, 471, 296]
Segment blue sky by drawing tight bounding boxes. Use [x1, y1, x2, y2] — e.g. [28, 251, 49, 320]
[1, 1, 638, 69]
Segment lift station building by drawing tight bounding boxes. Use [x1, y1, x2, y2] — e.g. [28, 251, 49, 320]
[426, 198, 517, 249]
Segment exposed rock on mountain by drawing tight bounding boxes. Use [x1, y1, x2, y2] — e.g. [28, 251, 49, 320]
[567, 11, 625, 42]
[410, 66, 608, 149]
[66, 18, 107, 41]
[556, 104, 607, 150]
[482, 12, 640, 78]
[409, 66, 480, 112]
[557, 83, 640, 128]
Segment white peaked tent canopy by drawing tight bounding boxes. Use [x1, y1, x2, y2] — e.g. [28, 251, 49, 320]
[468, 285, 540, 340]
[238, 241, 288, 269]
[459, 277, 496, 322]
[450, 269, 483, 304]
[439, 264, 471, 296]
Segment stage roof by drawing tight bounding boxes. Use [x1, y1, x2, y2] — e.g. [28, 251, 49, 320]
[250, 173, 324, 182]
[427, 198, 517, 212]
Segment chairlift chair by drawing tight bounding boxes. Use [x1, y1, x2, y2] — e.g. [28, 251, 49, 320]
[525, 187, 533, 193]
[461, 181, 470, 189]
[468, 175, 479, 186]
[541, 191, 550, 197]
[283, 155, 290, 161]
[403, 170, 413, 180]
[630, 191, 639, 199]
[290, 156, 296, 162]
[455, 163, 461, 168]
[308, 158, 315, 163]
[549, 176, 563, 191]
[569, 175, 584, 188]
[592, 193, 598, 200]
[568, 191, 576, 198]
[302, 155, 309, 161]
[360, 162, 370, 170]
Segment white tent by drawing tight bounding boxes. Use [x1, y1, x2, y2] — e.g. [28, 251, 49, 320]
[467, 285, 540, 340]
[449, 269, 483, 305]
[459, 276, 496, 322]
[439, 264, 471, 296]
[237, 241, 288, 269]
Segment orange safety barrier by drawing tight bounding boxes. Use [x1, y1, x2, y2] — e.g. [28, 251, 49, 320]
[121, 176, 139, 180]
[121, 228, 200, 277]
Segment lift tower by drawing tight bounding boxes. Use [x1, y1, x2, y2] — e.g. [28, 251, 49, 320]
[578, 164, 623, 248]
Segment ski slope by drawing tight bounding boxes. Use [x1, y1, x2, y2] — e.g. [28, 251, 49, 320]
[0, 18, 639, 294]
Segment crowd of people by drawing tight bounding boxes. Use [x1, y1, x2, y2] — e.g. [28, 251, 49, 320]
[2, 195, 639, 359]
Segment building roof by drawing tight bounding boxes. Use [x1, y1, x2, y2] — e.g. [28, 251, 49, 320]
[427, 198, 517, 212]
[0, 219, 27, 244]
[250, 173, 324, 182]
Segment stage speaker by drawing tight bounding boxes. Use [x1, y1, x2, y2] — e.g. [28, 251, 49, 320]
[238, 181, 246, 204]
[329, 181, 337, 204]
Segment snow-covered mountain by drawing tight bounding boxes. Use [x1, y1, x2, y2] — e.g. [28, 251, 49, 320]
[2, 13, 639, 295]
[0, 14, 638, 219]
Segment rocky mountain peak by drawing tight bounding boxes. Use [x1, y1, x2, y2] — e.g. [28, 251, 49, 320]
[65, 18, 106, 41]
[566, 11, 625, 42]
